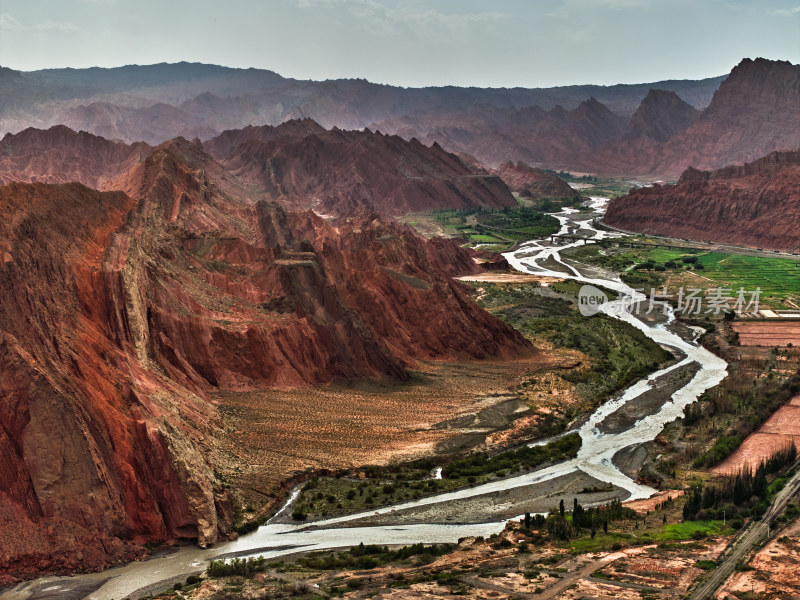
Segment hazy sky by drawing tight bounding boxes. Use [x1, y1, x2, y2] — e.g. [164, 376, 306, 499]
[0, 0, 798, 88]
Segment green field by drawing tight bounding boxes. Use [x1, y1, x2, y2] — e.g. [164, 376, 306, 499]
[399, 206, 560, 250]
[694, 252, 800, 303]
[567, 519, 732, 554]
[566, 244, 800, 309]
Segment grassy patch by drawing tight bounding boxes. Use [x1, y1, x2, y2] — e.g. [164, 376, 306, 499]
[475, 207, 561, 240]
[567, 520, 731, 554]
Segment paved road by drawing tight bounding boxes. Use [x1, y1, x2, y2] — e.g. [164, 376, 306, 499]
[688, 464, 800, 600]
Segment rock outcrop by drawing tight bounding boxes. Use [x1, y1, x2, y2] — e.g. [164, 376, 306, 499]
[604, 149, 800, 251]
[0, 125, 150, 187]
[647, 58, 800, 177]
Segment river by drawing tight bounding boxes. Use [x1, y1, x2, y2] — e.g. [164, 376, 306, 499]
[1, 199, 728, 600]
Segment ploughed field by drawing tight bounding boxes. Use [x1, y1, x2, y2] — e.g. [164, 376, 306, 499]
[715, 395, 800, 475]
[732, 321, 800, 346]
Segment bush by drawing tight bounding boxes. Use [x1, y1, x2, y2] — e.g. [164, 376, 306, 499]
[207, 556, 268, 577]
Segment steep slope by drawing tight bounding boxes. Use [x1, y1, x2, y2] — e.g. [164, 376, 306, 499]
[650, 58, 800, 176]
[210, 122, 517, 216]
[623, 89, 700, 144]
[589, 89, 700, 175]
[0, 138, 534, 582]
[0, 125, 150, 187]
[0, 181, 232, 582]
[203, 118, 328, 160]
[604, 149, 800, 251]
[493, 161, 579, 200]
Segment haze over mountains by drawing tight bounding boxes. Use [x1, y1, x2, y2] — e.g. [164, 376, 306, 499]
[2, 58, 797, 179]
[0, 121, 517, 217]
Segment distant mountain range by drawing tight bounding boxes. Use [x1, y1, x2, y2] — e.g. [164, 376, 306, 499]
[0, 60, 731, 176]
[2, 58, 797, 178]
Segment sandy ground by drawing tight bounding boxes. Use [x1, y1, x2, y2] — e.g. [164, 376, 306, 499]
[715, 397, 800, 475]
[624, 490, 685, 515]
[718, 516, 800, 598]
[457, 273, 565, 285]
[598, 362, 701, 435]
[215, 356, 566, 515]
[732, 321, 800, 346]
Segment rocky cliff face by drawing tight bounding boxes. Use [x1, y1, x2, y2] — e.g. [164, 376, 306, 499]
[0, 181, 232, 582]
[0, 125, 151, 187]
[0, 131, 534, 582]
[604, 149, 800, 251]
[649, 58, 800, 176]
[623, 89, 700, 144]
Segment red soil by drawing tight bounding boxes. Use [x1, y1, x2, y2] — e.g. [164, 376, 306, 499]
[732, 321, 800, 346]
[605, 149, 800, 252]
[714, 398, 800, 475]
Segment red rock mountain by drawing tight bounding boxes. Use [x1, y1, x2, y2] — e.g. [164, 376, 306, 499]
[0, 131, 534, 581]
[373, 58, 799, 177]
[492, 162, 578, 200]
[0, 125, 150, 187]
[604, 149, 800, 251]
[5, 59, 796, 179]
[624, 89, 701, 144]
[646, 59, 800, 177]
[207, 124, 517, 216]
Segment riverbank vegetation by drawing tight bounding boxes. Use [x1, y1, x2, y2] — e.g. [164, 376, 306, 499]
[400, 206, 561, 250]
[683, 445, 798, 524]
[147, 494, 738, 600]
[290, 433, 581, 521]
[472, 281, 672, 404]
